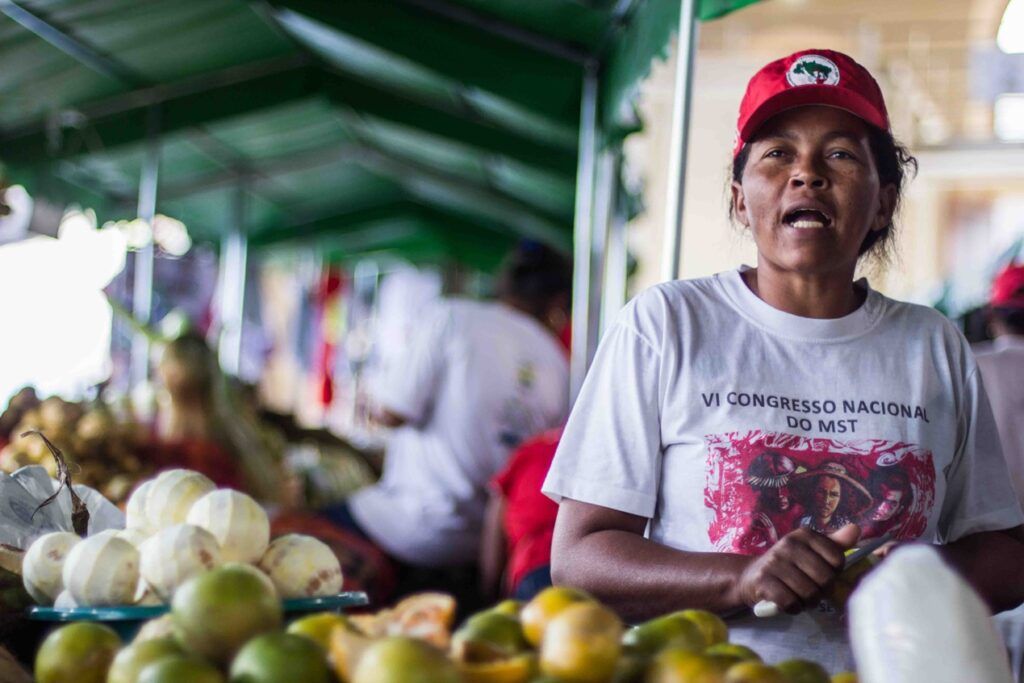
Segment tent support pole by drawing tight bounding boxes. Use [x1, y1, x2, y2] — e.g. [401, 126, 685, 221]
[661, 0, 699, 282]
[591, 149, 617, 339]
[218, 184, 249, 376]
[130, 105, 159, 387]
[601, 151, 627, 335]
[570, 63, 600, 404]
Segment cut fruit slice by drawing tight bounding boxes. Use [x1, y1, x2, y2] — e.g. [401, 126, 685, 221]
[387, 593, 457, 649]
[330, 624, 376, 683]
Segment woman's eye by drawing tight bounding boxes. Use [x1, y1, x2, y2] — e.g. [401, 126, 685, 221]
[764, 149, 786, 159]
[829, 150, 855, 160]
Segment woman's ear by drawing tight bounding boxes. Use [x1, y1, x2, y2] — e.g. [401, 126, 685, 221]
[731, 181, 750, 227]
[873, 183, 898, 233]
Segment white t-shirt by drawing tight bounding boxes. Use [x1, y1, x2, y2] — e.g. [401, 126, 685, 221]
[351, 299, 569, 567]
[974, 335, 1024, 510]
[544, 267, 1023, 672]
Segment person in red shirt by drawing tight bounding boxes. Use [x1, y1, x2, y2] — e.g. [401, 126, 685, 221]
[480, 427, 562, 601]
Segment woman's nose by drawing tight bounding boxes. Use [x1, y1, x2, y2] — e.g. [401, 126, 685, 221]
[790, 159, 828, 189]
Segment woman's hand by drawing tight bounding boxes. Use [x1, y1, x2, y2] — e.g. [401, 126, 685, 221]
[733, 523, 861, 613]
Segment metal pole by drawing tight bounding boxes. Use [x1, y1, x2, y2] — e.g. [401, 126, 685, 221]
[590, 149, 616, 351]
[660, 0, 700, 282]
[131, 106, 159, 387]
[218, 184, 249, 376]
[570, 62, 599, 403]
[602, 153, 627, 334]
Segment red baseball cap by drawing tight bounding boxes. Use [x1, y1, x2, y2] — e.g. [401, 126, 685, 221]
[992, 263, 1024, 308]
[734, 49, 890, 157]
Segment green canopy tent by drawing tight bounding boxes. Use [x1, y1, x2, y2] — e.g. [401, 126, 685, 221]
[0, 0, 764, 390]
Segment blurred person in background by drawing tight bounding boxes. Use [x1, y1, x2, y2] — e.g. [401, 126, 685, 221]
[324, 241, 571, 574]
[974, 263, 1024, 507]
[155, 331, 283, 501]
[480, 427, 562, 602]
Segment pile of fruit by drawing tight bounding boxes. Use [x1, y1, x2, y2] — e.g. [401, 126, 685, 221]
[22, 468, 342, 608]
[34, 582, 858, 683]
[427, 588, 857, 683]
[0, 394, 150, 503]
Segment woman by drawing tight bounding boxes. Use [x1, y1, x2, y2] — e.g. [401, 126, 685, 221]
[792, 462, 870, 534]
[543, 49, 1024, 671]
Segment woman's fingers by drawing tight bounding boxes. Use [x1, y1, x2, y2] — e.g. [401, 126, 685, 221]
[787, 540, 842, 586]
[739, 528, 856, 612]
[792, 528, 848, 569]
[746, 529, 850, 610]
[755, 574, 802, 613]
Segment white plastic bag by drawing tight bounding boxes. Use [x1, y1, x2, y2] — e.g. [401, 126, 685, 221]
[0, 466, 124, 548]
[849, 544, 1013, 683]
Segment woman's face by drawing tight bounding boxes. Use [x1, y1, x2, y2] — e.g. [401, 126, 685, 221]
[813, 476, 842, 519]
[731, 106, 897, 277]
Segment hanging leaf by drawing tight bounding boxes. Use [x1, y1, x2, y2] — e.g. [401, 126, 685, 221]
[20, 431, 89, 536]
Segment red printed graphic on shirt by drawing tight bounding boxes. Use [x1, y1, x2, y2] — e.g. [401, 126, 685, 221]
[704, 430, 935, 555]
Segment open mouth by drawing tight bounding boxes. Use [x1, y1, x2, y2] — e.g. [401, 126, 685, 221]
[783, 208, 832, 230]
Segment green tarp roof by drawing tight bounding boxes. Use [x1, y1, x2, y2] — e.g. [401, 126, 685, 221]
[0, 0, 752, 269]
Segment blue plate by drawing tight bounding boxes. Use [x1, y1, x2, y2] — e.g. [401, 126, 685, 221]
[28, 591, 370, 639]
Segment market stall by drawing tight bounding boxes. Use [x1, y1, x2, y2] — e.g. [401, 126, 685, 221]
[0, 0, 756, 397]
[11, 1, 1016, 681]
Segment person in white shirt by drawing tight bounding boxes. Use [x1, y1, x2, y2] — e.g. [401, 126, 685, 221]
[974, 263, 1024, 508]
[543, 49, 1024, 672]
[329, 242, 571, 569]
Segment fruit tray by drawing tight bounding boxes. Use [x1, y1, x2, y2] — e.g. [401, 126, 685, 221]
[27, 591, 369, 638]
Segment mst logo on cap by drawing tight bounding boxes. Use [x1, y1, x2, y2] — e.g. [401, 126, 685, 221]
[786, 55, 840, 87]
[733, 49, 890, 157]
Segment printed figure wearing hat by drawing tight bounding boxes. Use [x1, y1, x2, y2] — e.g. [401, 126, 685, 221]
[793, 462, 872, 535]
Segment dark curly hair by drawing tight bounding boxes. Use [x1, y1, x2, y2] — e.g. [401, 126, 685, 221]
[729, 125, 918, 265]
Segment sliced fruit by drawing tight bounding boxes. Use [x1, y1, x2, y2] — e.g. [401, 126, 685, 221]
[288, 612, 356, 651]
[366, 593, 458, 648]
[350, 612, 388, 638]
[330, 621, 377, 682]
